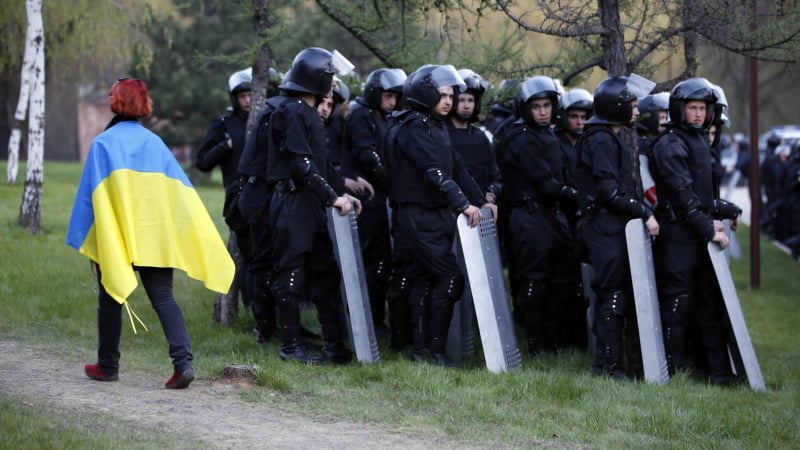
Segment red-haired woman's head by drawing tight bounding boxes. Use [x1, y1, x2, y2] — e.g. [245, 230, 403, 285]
[109, 78, 153, 118]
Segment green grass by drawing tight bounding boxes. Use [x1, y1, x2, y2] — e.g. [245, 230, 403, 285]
[2, 161, 799, 448]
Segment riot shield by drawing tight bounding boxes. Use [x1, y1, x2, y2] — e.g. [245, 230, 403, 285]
[707, 239, 766, 391]
[456, 208, 522, 373]
[625, 219, 669, 385]
[327, 207, 380, 363]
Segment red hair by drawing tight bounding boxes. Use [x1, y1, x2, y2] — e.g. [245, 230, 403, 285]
[109, 79, 153, 117]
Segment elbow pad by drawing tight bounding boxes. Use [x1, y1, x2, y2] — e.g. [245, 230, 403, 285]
[712, 199, 742, 220]
[357, 149, 388, 188]
[685, 207, 716, 241]
[291, 154, 338, 205]
[426, 167, 469, 212]
[608, 191, 651, 220]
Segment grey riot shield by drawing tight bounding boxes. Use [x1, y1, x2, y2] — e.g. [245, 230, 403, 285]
[456, 208, 522, 373]
[707, 239, 766, 391]
[447, 236, 477, 362]
[625, 219, 669, 385]
[581, 263, 597, 356]
[327, 207, 380, 363]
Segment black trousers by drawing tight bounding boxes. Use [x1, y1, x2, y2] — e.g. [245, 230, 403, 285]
[95, 266, 193, 374]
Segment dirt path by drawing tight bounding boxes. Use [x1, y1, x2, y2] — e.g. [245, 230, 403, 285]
[0, 340, 474, 449]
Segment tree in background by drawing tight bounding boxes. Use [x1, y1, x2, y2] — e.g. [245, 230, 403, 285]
[1, 0, 155, 232]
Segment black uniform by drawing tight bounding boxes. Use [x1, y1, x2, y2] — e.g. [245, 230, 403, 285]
[344, 100, 393, 332]
[650, 124, 740, 384]
[447, 122, 502, 197]
[266, 96, 350, 363]
[575, 125, 653, 377]
[195, 109, 254, 317]
[385, 110, 484, 363]
[234, 98, 287, 342]
[501, 121, 578, 354]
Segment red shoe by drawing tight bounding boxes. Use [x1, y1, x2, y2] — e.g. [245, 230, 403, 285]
[84, 363, 118, 381]
[165, 368, 194, 389]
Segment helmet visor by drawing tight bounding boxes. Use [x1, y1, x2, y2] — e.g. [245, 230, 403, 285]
[381, 68, 408, 91]
[330, 49, 355, 75]
[627, 73, 655, 99]
[430, 65, 466, 93]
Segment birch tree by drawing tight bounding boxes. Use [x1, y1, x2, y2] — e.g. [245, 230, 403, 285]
[11, 0, 45, 233]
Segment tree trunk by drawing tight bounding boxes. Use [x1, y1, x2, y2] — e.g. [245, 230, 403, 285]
[6, 0, 43, 184]
[597, 0, 627, 76]
[18, 0, 45, 234]
[248, 0, 274, 129]
[213, 231, 242, 325]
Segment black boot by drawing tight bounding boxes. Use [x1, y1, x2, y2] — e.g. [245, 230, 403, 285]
[661, 294, 691, 375]
[597, 290, 628, 379]
[408, 279, 431, 360]
[388, 272, 412, 351]
[518, 280, 555, 355]
[275, 290, 322, 365]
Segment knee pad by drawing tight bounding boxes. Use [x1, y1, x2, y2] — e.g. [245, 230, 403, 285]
[272, 268, 306, 297]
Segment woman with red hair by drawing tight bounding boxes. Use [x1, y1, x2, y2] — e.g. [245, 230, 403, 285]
[67, 78, 235, 389]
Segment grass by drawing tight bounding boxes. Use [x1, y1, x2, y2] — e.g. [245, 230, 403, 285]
[2, 161, 799, 448]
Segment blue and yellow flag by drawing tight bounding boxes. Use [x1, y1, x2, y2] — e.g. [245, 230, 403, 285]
[66, 120, 235, 307]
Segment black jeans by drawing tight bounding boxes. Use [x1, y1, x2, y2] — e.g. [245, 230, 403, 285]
[96, 265, 193, 374]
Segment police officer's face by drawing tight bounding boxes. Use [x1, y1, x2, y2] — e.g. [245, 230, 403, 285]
[381, 91, 399, 113]
[708, 125, 717, 146]
[684, 100, 707, 127]
[433, 86, 454, 116]
[237, 91, 251, 112]
[566, 109, 587, 133]
[630, 99, 640, 123]
[317, 95, 334, 121]
[658, 110, 668, 132]
[456, 93, 475, 118]
[529, 98, 552, 125]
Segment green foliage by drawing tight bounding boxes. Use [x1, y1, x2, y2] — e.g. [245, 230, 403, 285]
[2, 161, 800, 448]
[0, 0, 156, 83]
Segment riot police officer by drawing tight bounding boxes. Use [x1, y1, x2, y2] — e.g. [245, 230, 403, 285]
[575, 75, 658, 379]
[195, 68, 254, 324]
[384, 64, 492, 367]
[266, 47, 361, 365]
[449, 69, 502, 204]
[344, 68, 407, 336]
[554, 87, 593, 350]
[500, 76, 579, 355]
[636, 92, 670, 207]
[650, 78, 741, 385]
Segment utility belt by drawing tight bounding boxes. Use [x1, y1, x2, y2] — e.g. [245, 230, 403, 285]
[272, 179, 297, 194]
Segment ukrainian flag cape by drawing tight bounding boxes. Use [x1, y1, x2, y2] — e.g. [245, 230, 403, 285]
[66, 120, 235, 308]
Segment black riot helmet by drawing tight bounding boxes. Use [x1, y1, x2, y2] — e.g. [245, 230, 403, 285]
[515, 75, 560, 125]
[279, 47, 338, 97]
[709, 82, 730, 128]
[227, 68, 252, 112]
[636, 92, 669, 134]
[668, 77, 718, 129]
[266, 67, 281, 98]
[363, 68, 407, 111]
[403, 64, 466, 111]
[332, 76, 350, 104]
[558, 88, 593, 133]
[588, 74, 654, 126]
[454, 68, 490, 121]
